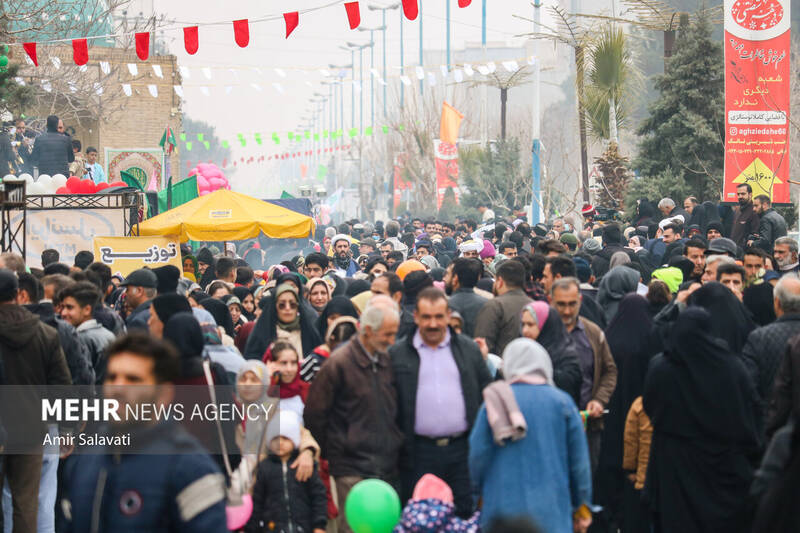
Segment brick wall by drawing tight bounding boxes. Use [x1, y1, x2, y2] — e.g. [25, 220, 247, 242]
[29, 46, 183, 181]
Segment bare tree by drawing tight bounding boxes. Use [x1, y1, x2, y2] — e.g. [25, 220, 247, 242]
[4, 1, 160, 129]
[470, 66, 531, 141]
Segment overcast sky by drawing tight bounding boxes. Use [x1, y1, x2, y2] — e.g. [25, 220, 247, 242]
[140, 0, 569, 191]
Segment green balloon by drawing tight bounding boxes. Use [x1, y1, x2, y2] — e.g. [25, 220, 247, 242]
[344, 479, 401, 533]
[0, 56, 8, 68]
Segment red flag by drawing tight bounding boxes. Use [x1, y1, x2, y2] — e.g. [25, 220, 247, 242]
[22, 42, 37, 66]
[458, 0, 472, 6]
[402, 0, 418, 20]
[135, 32, 149, 60]
[344, 2, 361, 30]
[284, 12, 299, 38]
[72, 39, 88, 65]
[183, 26, 199, 55]
[233, 19, 249, 47]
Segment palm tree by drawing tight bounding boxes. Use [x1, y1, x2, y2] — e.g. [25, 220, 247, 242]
[470, 66, 531, 141]
[584, 26, 639, 209]
[584, 26, 636, 144]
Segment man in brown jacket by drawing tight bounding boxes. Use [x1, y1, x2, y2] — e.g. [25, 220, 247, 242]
[551, 277, 617, 471]
[304, 295, 403, 533]
[474, 260, 532, 355]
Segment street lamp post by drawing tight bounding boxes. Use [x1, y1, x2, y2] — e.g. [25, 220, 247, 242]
[358, 26, 385, 130]
[419, 0, 423, 96]
[329, 62, 353, 133]
[367, 3, 399, 117]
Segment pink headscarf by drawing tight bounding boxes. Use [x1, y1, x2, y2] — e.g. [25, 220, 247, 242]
[522, 300, 550, 328]
[479, 239, 496, 259]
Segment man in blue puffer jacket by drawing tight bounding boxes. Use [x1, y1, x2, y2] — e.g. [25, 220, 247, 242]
[60, 333, 227, 533]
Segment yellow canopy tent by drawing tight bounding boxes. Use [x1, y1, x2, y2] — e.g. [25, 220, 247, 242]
[137, 189, 315, 242]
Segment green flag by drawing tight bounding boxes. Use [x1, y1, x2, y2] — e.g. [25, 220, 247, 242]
[185, 141, 193, 151]
[255, 133, 263, 145]
[365, 127, 373, 136]
[197, 133, 204, 142]
[222, 140, 229, 148]
[158, 175, 199, 213]
[317, 164, 327, 180]
[313, 133, 319, 141]
[382, 125, 389, 134]
[280, 190, 295, 199]
[349, 128, 357, 138]
[179, 132, 186, 141]
[203, 141, 210, 150]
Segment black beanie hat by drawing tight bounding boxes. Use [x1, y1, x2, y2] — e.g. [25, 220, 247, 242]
[196, 248, 214, 265]
[153, 265, 181, 294]
[151, 293, 192, 324]
[402, 270, 433, 299]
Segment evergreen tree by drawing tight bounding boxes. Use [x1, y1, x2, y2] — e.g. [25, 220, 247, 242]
[629, 12, 724, 205]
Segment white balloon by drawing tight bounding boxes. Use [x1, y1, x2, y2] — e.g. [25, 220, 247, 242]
[37, 174, 50, 183]
[51, 174, 67, 189]
[38, 175, 53, 188]
[17, 173, 33, 185]
[26, 182, 45, 194]
[3, 174, 14, 181]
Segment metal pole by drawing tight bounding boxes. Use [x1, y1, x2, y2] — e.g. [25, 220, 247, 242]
[446, 0, 451, 72]
[480, 0, 487, 144]
[481, 0, 486, 44]
[400, 9, 405, 110]
[350, 50, 356, 129]
[360, 48, 364, 135]
[419, 0, 423, 96]
[531, 2, 543, 224]
[382, 11, 387, 118]
[370, 33, 375, 130]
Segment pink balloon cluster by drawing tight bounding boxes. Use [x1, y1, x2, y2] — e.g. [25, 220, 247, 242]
[189, 163, 230, 196]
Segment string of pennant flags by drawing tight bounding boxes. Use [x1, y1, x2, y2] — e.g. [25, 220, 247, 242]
[17, 53, 537, 101]
[185, 144, 353, 176]
[13, 0, 477, 68]
[180, 124, 402, 152]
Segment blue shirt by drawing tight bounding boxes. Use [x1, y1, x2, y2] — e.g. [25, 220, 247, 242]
[87, 162, 106, 184]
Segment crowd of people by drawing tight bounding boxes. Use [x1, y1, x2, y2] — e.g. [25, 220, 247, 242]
[0, 182, 798, 533]
[0, 114, 107, 183]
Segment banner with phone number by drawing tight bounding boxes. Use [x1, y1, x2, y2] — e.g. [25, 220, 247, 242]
[723, 0, 791, 204]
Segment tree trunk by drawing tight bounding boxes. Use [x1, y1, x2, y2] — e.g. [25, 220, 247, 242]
[500, 87, 508, 141]
[575, 45, 590, 203]
[609, 95, 618, 144]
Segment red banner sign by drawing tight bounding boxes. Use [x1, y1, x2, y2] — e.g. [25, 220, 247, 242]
[393, 153, 412, 211]
[434, 141, 459, 209]
[723, 0, 791, 204]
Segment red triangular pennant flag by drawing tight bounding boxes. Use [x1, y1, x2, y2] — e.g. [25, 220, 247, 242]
[72, 39, 88, 66]
[22, 42, 37, 66]
[233, 19, 249, 47]
[344, 2, 361, 29]
[183, 26, 199, 55]
[458, 0, 472, 6]
[284, 12, 299, 38]
[402, 0, 418, 20]
[135, 32, 149, 60]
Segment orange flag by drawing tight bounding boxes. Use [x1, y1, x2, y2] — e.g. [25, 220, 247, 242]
[439, 102, 464, 144]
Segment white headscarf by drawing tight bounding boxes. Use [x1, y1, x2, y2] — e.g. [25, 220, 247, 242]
[502, 338, 554, 386]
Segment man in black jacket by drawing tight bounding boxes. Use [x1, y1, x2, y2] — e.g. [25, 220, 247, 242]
[16, 273, 94, 386]
[390, 287, 492, 517]
[0, 269, 71, 533]
[731, 183, 760, 249]
[444, 258, 487, 336]
[750, 194, 787, 254]
[30, 115, 73, 177]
